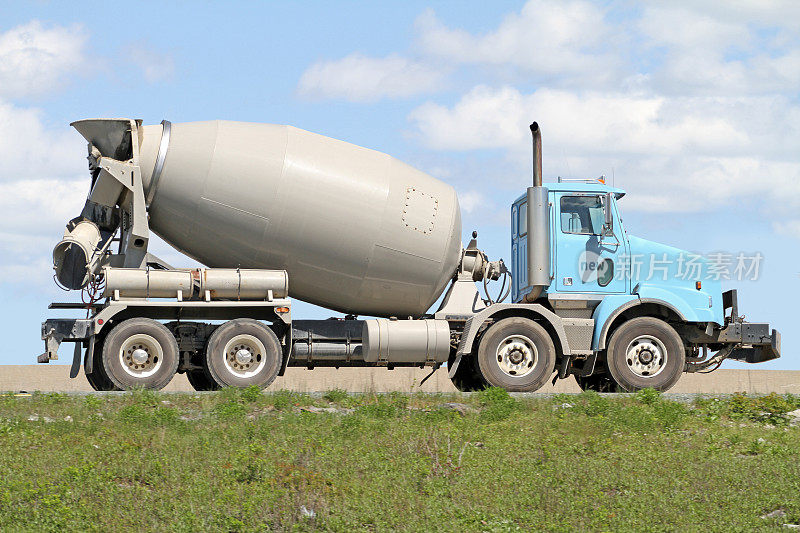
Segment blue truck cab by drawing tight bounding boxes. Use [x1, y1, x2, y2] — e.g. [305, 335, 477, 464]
[504, 178, 780, 391]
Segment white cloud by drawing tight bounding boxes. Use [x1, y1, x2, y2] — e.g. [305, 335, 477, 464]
[408, 86, 770, 156]
[0, 21, 88, 99]
[0, 179, 86, 234]
[774, 220, 800, 239]
[125, 43, 175, 84]
[409, 86, 530, 151]
[0, 178, 87, 286]
[0, 96, 88, 286]
[414, 0, 621, 85]
[458, 190, 485, 214]
[637, 6, 800, 95]
[297, 53, 445, 102]
[650, 0, 800, 32]
[290, 0, 800, 237]
[638, 6, 745, 51]
[0, 100, 86, 181]
[408, 85, 800, 214]
[0, 20, 92, 288]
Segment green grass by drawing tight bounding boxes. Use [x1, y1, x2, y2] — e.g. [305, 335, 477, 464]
[1, 389, 799, 532]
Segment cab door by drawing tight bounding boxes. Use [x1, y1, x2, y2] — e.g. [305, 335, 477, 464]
[511, 201, 528, 302]
[554, 192, 627, 294]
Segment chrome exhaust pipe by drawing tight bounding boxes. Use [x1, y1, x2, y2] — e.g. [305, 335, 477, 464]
[524, 122, 550, 302]
[531, 122, 542, 187]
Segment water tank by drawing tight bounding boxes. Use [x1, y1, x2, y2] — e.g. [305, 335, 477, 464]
[135, 121, 462, 317]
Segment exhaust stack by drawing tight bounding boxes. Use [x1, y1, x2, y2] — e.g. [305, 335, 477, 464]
[524, 122, 551, 302]
[531, 122, 542, 187]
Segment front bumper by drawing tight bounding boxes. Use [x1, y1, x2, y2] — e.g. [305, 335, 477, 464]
[718, 290, 780, 363]
[719, 321, 781, 363]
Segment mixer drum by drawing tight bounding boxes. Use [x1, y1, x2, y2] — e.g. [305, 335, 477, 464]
[136, 121, 462, 317]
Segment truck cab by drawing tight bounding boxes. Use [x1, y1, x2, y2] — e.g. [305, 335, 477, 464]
[512, 181, 629, 302]
[502, 178, 780, 391]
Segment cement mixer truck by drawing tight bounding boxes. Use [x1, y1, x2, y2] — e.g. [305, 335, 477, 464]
[38, 118, 780, 392]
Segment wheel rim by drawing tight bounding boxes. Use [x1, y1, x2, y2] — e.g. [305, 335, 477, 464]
[496, 334, 538, 377]
[119, 334, 164, 378]
[624, 335, 668, 378]
[222, 334, 267, 378]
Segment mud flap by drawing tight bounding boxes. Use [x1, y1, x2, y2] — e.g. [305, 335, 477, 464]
[70, 342, 82, 378]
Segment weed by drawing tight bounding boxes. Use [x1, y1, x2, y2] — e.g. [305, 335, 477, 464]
[222, 516, 245, 532]
[3, 392, 800, 531]
[578, 390, 610, 417]
[416, 430, 470, 478]
[217, 386, 242, 403]
[118, 403, 148, 423]
[356, 394, 405, 418]
[729, 393, 795, 425]
[477, 387, 517, 421]
[270, 390, 296, 411]
[695, 397, 725, 421]
[323, 388, 349, 403]
[651, 400, 689, 429]
[118, 403, 178, 425]
[636, 388, 661, 405]
[82, 395, 101, 410]
[213, 401, 247, 420]
[240, 385, 262, 403]
[126, 388, 160, 407]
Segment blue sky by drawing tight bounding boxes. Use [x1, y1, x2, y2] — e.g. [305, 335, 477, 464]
[0, 1, 797, 368]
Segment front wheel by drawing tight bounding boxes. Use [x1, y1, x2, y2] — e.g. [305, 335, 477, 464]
[606, 317, 685, 392]
[476, 317, 556, 392]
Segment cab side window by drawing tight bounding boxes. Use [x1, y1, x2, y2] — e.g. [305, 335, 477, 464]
[560, 195, 604, 235]
[518, 202, 528, 236]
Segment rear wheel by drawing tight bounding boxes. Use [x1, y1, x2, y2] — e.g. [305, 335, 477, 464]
[476, 317, 556, 392]
[205, 319, 281, 389]
[101, 318, 180, 390]
[606, 317, 685, 392]
[85, 361, 119, 391]
[85, 333, 120, 391]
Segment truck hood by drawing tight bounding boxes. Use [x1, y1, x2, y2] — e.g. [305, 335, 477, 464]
[626, 235, 724, 325]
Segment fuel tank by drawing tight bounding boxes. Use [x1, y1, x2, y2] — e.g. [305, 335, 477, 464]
[136, 121, 462, 317]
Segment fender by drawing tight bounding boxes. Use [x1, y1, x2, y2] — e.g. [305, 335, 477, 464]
[449, 303, 570, 378]
[593, 296, 689, 351]
[634, 283, 721, 325]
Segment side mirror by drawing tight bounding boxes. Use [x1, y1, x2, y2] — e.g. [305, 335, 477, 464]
[603, 192, 614, 236]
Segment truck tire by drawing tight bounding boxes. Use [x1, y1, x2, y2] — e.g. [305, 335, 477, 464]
[101, 318, 180, 390]
[86, 331, 121, 391]
[448, 353, 487, 392]
[575, 373, 621, 393]
[186, 368, 221, 391]
[204, 319, 281, 389]
[86, 361, 120, 391]
[476, 317, 556, 392]
[606, 317, 685, 392]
